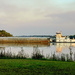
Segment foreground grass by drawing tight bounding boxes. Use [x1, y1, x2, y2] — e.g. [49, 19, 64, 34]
[0, 59, 75, 75]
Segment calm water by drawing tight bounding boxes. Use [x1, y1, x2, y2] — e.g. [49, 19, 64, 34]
[0, 43, 75, 61]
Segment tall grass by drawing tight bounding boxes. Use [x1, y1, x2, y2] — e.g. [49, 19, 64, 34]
[0, 49, 28, 59]
[0, 46, 74, 61]
[32, 46, 44, 59]
[0, 51, 74, 61]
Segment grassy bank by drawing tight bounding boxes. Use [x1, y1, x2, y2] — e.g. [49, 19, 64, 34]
[0, 59, 75, 75]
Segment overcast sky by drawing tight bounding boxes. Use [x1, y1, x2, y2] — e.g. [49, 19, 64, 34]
[0, 0, 75, 36]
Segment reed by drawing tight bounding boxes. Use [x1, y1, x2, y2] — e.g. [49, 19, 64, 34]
[0, 50, 74, 61]
[0, 47, 74, 61]
[0, 37, 50, 43]
[32, 48, 44, 59]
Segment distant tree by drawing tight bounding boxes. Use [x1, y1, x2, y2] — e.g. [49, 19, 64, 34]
[69, 35, 75, 39]
[0, 30, 13, 37]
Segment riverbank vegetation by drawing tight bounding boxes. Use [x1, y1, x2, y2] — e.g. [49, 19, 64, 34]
[0, 48, 74, 62]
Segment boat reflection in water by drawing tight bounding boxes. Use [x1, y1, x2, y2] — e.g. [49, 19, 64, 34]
[56, 43, 75, 61]
[56, 43, 75, 53]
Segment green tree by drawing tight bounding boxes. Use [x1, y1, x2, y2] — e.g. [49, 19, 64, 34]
[0, 30, 13, 37]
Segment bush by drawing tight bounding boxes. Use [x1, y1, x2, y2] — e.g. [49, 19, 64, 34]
[32, 47, 44, 59]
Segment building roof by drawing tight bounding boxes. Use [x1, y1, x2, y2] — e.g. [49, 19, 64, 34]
[56, 32, 62, 34]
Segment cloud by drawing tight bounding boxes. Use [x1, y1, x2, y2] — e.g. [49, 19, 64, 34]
[46, 11, 75, 23]
[0, 0, 75, 35]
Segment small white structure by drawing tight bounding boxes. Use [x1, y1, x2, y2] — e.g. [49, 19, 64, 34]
[56, 32, 75, 43]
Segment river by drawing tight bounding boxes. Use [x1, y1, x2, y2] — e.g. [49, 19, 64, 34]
[0, 43, 75, 61]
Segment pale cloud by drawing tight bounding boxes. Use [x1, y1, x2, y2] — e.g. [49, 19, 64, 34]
[46, 11, 75, 20]
[0, 0, 75, 35]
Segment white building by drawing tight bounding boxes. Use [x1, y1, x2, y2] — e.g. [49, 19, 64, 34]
[56, 32, 75, 43]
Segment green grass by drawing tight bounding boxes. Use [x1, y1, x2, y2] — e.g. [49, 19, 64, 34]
[0, 59, 75, 75]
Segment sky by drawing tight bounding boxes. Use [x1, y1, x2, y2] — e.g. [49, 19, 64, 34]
[0, 0, 75, 36]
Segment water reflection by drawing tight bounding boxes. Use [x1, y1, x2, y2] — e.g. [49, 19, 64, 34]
[0, 43, 75, 61]
[56, 43, 75, 53]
